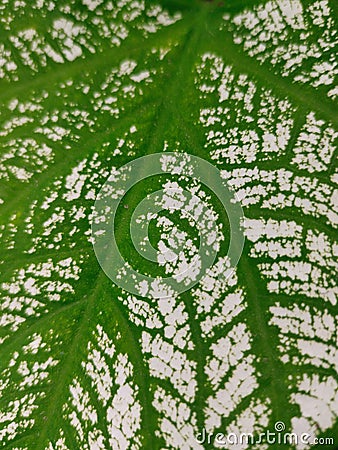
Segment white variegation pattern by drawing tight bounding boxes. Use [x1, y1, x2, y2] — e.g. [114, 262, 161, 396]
[195, 50, 337, 448]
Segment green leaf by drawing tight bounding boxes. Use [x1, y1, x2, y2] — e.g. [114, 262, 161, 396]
[0, 0, 337, 449]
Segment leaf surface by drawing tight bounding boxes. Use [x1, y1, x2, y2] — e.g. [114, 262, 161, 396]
[0, 0, 337, 449]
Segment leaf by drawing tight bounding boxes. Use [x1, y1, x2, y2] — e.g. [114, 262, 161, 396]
[0, 0, 337, 449]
